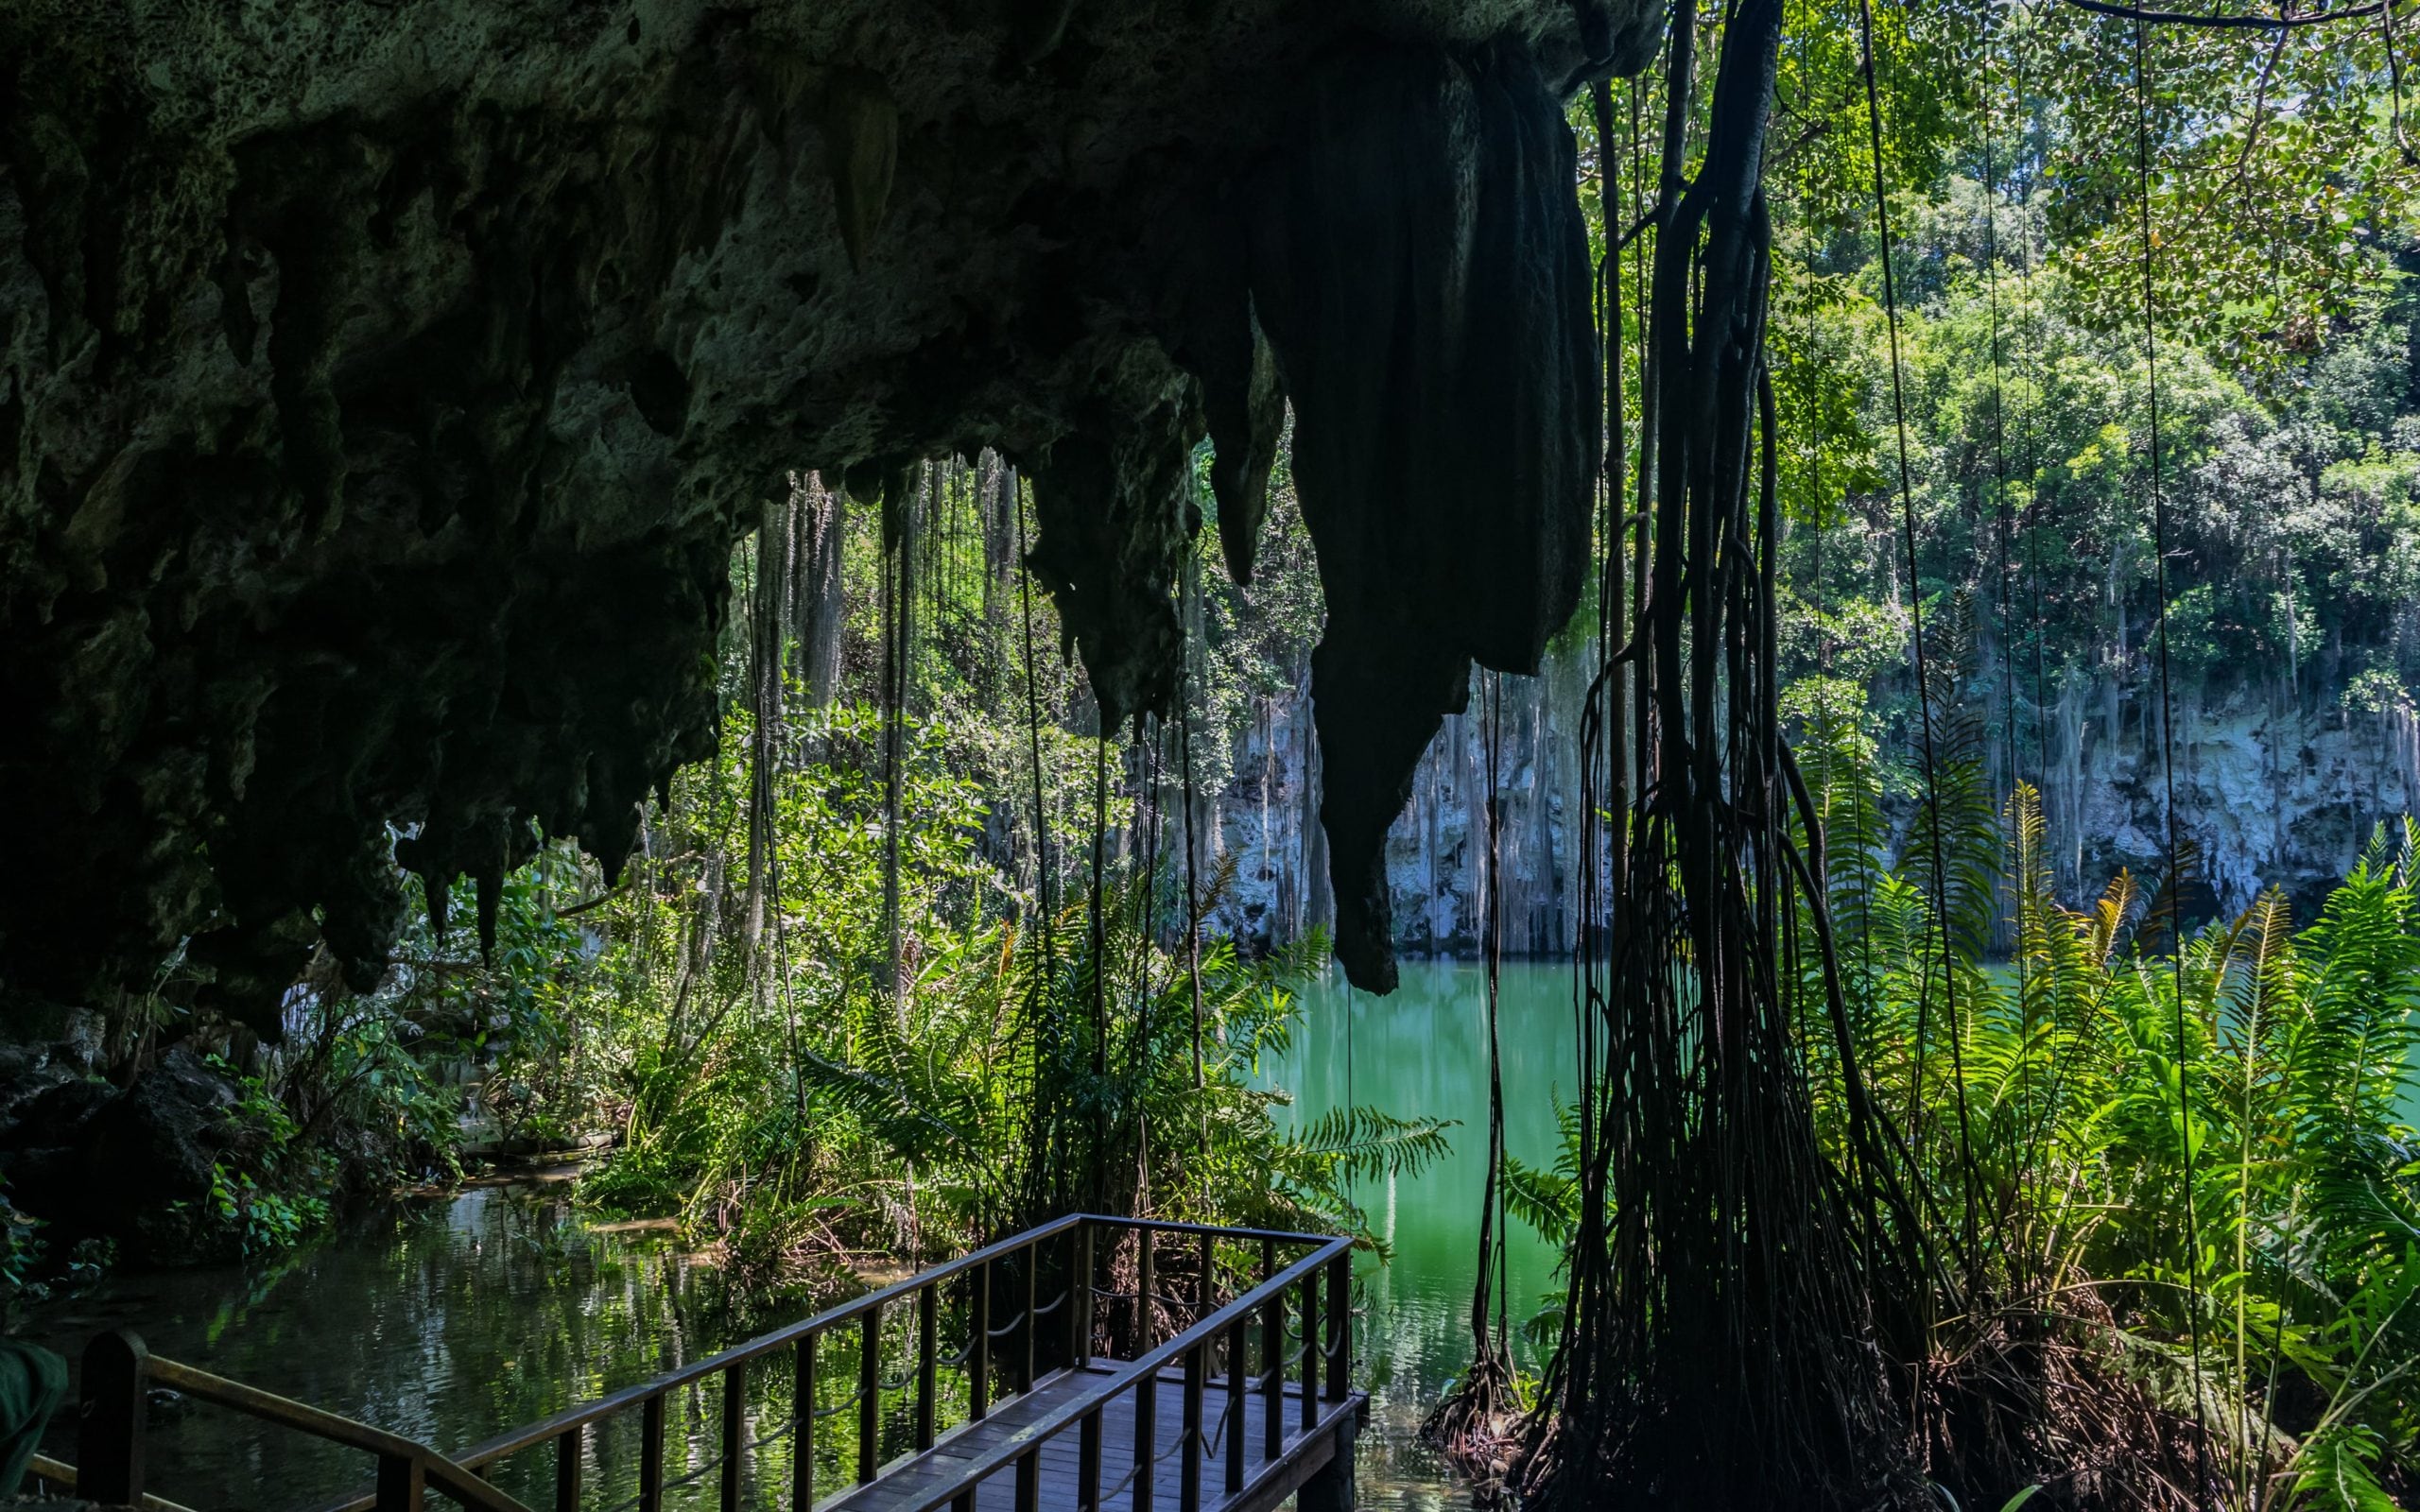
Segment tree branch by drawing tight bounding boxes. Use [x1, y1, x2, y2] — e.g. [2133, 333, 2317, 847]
[2060, 0, 2388, 28]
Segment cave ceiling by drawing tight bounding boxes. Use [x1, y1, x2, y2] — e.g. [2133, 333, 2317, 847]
[0, 0, 1660, 1029]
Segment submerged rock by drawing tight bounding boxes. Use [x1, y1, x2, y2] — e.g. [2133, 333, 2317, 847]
[0, 1, 1660, 1023]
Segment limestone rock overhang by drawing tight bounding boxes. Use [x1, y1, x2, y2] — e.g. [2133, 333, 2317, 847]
[0, 0, 1659, 1028]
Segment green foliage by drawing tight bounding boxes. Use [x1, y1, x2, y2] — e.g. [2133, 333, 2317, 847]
[546, 693, 1443, 1282]
[1769, 667, 2420, 1508]
[204, 1055, 335, 1257]
[1499, 1097, 1582, 1251]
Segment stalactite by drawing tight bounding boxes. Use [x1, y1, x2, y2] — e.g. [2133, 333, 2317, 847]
[3, 0, 1667, 1028]
[1245, 37, 1602, 991]
[789, 472, 849, 711]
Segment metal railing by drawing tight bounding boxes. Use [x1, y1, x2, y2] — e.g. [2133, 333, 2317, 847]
[38, 1330, 532, 1512]
[45, 1214, 1354, 1512]
[902, 1216, 1357, 1512]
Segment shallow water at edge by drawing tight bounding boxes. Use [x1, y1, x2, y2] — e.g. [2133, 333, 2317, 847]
[21, 959, 1573, 1511]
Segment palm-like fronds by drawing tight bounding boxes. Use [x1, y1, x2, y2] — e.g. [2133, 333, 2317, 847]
[1797, 673, 2420, 1509]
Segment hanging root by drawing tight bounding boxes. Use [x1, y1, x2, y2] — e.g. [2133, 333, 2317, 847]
[1523, 0, 1928, 1503]
[1421, 1341, 1527, 1496]
[1426, 672, 1528, 1499]
[1920, 1289, 2248, 1511]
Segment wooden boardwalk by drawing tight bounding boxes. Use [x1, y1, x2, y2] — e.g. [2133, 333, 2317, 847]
[827, 1366, 1358, 1512]
[38, 1215, 1367, 1512]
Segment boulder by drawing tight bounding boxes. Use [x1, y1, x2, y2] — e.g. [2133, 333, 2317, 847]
[0, 1048, 240, 1263]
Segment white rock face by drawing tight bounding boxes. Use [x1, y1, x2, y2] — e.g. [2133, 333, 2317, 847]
[1207, 656, 2420, 961]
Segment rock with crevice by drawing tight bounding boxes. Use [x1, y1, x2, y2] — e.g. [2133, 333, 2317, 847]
[0, 1045, 244, 1263]
[0, 0, 1659, 1027]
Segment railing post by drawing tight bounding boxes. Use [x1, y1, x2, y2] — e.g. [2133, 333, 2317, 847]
[1261, 1241, 1282, 1460]
[1299, 1272, 1319, 1432]
[1225, 1316, 1248, 1491]
[1133, 1371, 1157, 1512]
[1014, 1446, 1040, 1512]
[1196, 1231, 1212, 1323]
[721, 1359, 747, 1511]
[1079, 1403, 1102, 1511]
[77, 1330, 146, 1507]
[969, 1259, 991, 1422]
[1180, 1342, 1204, 1512]
[1069, 1222, 1094, 1368]
[555, 1425, 583, 1512]
[640, 1394, 666, 1512]
[1325, 1253, 1351, 1401]
[376, 1452, 425, 1512]
[792, 1332, 817, 1511]
[858, 1306, 882, 1484]
[916, 1282, 939, 1451]
[1135, 1226, 1156, 1352]
[1021, 1242, 1039, 1391]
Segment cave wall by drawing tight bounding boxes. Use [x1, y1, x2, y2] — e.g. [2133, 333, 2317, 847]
[1211, 648, 2420, 968]
[1, 0, 1659, 1027]
[1205, 650, 1592, 964]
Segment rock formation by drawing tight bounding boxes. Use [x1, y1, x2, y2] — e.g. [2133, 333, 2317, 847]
[1, 0, 1662, 1028]
[1202, 650, 2420, 972]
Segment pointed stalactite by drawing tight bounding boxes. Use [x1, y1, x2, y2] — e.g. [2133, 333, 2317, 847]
[1170, 202, 1285, 587]
[1019, 397, 1197, 733]
[820, 70, 897, 274]
[475, 867, 502, 965]
[1242, 37, 1600, 993]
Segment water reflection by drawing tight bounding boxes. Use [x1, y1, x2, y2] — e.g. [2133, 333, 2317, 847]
[21, 961, 1566, 1512]
[1270, 961, 1575, 1511]
[26, 1175, 838, 1511]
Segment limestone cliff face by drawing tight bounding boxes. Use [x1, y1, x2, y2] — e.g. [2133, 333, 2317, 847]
[0, 0, 1662, 1025]
[1207, 645, 1592, 961]
[1208, 654, 2420, 963]
[2028, 668, 2420, 922]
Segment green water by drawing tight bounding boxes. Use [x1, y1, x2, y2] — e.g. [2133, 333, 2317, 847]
[25, 1176, 804, 1511]
[17, 961, 1564, 1511]
[1267, 961, 1577, 1511]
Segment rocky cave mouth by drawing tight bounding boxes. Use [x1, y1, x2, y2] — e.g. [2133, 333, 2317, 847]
[0, 0, 1661, 1030]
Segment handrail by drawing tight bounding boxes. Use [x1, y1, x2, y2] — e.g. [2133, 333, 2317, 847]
[1098, 1215, 1335, 1246]
[440, 1211, 1090, 1475]
[144, 1358, 533, 1512]
[893, 1231, 1355, 1512]
[444, 1214, 1325, 1478]
[26, 1452, 202, 1512]
[85, 1212, 1346, 1512]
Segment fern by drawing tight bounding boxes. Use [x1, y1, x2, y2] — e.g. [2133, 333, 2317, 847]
[2292, 1420, 2405, 1512]
[1285, 1106, 1457, 1183]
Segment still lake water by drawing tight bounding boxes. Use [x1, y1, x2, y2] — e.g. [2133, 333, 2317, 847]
[25, 961, 1573, 1511]
[1269, 963, 1572, 1510]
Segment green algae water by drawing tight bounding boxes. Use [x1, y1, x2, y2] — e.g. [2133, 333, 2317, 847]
[19, 961, 1561, 1511]
[23, 1173, 794, 1511]
[1267, 961, 1577, 1510]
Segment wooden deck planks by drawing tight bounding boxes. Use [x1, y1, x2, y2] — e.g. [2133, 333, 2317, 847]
[820, 1366, 1359, 1512]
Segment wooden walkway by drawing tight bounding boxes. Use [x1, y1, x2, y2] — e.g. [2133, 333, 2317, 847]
[826, 1366, 1357, 1512]
[37, 1214, 1367, 1512]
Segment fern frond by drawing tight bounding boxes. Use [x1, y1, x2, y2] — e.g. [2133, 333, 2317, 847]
[1287, 1105, 1457, 1183]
